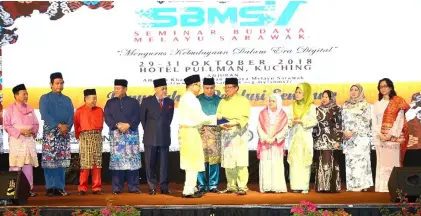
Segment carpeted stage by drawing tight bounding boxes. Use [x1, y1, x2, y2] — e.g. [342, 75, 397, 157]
[0, 184, 401, 216]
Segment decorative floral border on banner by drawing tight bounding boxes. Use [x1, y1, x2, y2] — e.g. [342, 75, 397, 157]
[0, 1, 114, 46]
[0, 1, 114, 152]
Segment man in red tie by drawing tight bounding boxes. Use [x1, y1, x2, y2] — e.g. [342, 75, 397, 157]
[140, 78, 174, 195]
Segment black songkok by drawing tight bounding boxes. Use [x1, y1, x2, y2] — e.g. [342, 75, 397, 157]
[83, 89, 96, 96]
[225, 77, 238, 85]
[184, 75, 200, 86]
[203, 77, 215, 85]
[12, 84, 26, 94]
[50, 72, 63, 83]
[153, 78, 167, 88]
[114, 79, 128, 87]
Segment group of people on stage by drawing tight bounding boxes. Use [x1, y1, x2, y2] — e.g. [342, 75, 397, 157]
[3, 71, 417, 198]
[3, 72, 250, 198]
[259, 79, 412, 194]
[321, 80, 411, 194]
[227, 78, 416, 195]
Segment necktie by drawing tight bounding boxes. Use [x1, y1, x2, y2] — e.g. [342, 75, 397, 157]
[159, 99, 163, 109]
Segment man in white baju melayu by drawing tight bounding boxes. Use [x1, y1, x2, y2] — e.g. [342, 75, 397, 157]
[178, 75, 216, 198]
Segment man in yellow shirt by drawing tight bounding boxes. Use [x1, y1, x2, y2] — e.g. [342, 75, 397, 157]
[217, 78, 251, 195]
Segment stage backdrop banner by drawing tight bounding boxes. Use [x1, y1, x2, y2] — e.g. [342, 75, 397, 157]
[2, 1, 421, 152]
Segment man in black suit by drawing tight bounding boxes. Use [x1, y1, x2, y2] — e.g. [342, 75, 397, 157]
[140, 78, 174, 195]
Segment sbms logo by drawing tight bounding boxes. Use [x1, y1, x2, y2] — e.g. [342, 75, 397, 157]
[136, 1, 306, 28]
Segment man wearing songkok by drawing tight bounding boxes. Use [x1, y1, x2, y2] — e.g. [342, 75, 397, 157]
[104, 79, 142, 194]
[74, 89, 104, 196]
[178, 74, 216, 198]
[196, 77, 222, 193]
[140, 78, 174, 195]
[4, 84, 39, 197]
[217, 77, 251, 195]
[39, 72, 74, 197]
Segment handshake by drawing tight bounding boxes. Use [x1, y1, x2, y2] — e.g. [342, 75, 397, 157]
[216, 115, 239, 129]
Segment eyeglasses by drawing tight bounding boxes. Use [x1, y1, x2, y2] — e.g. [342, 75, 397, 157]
[379, 85, 389, 89]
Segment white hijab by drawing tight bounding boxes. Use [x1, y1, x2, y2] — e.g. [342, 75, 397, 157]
[267, 93, 283, 125]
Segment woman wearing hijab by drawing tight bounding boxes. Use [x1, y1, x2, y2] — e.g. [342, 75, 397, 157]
[372, 78, 409, 192]
[313, 90, 343, 193]
[342, 84, 374, 192]
[287, 83, 318, 193]
[257, 93, 288, 193]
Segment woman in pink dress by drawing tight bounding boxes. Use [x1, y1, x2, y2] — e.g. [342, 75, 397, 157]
[4, 84, 39, 197]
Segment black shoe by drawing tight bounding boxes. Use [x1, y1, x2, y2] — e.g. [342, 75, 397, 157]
[46, 189, 54, 197]
[112, 191, 121, 195]
[237, 190, 247, 195]
[209, 188, 219, 193]
[29, 191, 38, 197]
[160, 189, 171, 195]
[78, 191, 86, 196]
[182, 193, 202, 198]
[149, 189, 156, 195]
[93, 190, 104, 195]
[198, 189, 208, 194]
[129, 190, 141, 194]
[55, 189, 70, 196]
